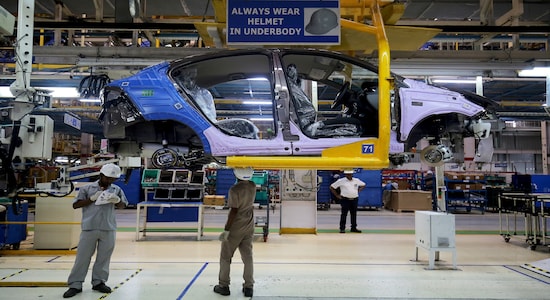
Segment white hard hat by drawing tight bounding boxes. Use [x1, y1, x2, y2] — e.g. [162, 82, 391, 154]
[100, 163, 121, 178]
[343, 169, 354, 174]
[233, 167, 254, 181]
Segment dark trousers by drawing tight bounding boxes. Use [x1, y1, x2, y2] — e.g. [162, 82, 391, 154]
[340, 197, 359, 230]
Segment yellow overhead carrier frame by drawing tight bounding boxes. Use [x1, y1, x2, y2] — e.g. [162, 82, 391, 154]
[195, 0, 430, 170]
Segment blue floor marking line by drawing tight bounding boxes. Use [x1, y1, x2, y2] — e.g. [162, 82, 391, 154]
[46, 256, 61, 263]
[503, 265, 550, 285]
[176, 262, 209, 300]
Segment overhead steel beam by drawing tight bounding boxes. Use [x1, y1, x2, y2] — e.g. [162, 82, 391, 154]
[30, 20, 550, 34]
[393, 22, 550, 32]
[33, 21, 197, 30]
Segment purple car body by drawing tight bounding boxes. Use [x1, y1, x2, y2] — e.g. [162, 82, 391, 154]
[99, 48, 495, 168]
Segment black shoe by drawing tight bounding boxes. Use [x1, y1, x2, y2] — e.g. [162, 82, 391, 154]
[63, 288, 82, 298]
[339, 229, 345, 233]
[350, 228, 362, 233]
[243, 287, 253, 297]
[92, 283, 112, 293]
[213, 285, 230, 296]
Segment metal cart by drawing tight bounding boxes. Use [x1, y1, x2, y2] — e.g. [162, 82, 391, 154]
[255, 214, 269, 242]
[252, 171, 270, 241]
[498, 192, 550, 251]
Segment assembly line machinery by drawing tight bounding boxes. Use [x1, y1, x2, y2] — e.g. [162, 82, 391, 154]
[0, 1, 141, 250]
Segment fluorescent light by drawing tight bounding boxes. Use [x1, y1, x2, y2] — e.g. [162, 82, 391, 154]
[54, 156, 69, 163]
[249, 117, 273, 121]
[242, 101, 271, 105]
[79, 98, 101, 103]
[0, 87, 13, 98]
[0, 86, 81, 98]
[46, 87, 81, 98]
[518, 67, 550, 77]
[432, 79, 477, 84]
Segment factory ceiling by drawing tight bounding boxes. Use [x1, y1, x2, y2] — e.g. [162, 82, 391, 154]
[0, 0, 549, 137]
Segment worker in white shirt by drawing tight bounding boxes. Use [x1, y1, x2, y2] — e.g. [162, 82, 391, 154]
[330, 169, 366, 233]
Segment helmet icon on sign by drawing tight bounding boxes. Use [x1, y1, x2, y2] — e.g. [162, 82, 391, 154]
[305, 8, 338, 35]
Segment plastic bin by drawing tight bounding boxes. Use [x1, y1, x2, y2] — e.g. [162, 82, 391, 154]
[173, 170, 190, 184]
[153, 189, 170, 200]
[255, 190, 269, 205]
[251, 171, 268, 185]
[142, 169, 160, 187]
[158, 170, 174, 184]
[170, 189, 187, 200]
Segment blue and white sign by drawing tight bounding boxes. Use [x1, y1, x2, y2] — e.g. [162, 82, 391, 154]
[64, 112, 81, 130]
[227, 0, 340, 45]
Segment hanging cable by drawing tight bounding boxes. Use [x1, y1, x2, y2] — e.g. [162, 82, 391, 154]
[78, 74, 111, 98]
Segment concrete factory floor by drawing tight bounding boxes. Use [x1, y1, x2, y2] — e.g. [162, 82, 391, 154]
[1, 205, 549, 299]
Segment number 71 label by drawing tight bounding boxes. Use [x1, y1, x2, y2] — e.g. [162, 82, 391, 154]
[362, 144, 374, 154]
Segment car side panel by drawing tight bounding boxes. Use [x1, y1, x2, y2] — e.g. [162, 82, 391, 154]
[398, 78, 485, 141]
[110, 63, 213, 153]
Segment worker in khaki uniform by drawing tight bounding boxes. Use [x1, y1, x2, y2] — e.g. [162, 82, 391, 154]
[214, 167, 256, 298]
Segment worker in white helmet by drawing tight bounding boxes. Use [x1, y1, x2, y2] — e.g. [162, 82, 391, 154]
[63, 163, 128, 298]
[330, 169, 366, 233]
[214, 167, 256, 298]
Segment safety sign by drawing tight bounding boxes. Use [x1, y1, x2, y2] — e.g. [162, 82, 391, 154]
[227, 0, 340, 45]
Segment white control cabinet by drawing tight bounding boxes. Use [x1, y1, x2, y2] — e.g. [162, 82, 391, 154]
[10, 115, 54, 159]
[415, 211, 457, 269]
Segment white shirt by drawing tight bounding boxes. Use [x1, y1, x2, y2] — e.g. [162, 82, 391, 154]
[330, 177, 366, 199]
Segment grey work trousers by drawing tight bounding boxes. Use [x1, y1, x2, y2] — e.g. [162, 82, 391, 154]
[67, 230, 116, 289]
[218, 231, 254, 289]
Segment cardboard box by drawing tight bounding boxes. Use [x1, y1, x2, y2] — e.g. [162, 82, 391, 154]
[203, 195, 226, 206]
[387, 190, 432, 212]
[445, 172, 462, 180]
[462, 173, 485, 181]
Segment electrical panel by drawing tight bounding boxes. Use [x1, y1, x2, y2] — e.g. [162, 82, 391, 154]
[1, 115, 54, 160]
[415, 211, 455, 249]
[280, 169, 317, 201]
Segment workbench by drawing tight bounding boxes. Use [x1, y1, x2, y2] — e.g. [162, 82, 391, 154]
[135, 201, 205, 241]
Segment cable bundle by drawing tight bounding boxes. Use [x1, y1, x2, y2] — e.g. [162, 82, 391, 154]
[78, 74, 111, 98]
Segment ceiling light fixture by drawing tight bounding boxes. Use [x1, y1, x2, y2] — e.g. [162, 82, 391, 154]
[249, 117, 273, 121]
[46, 87, 81, 98]
[79, 98, 101, 103]
[432, 79, 477, 84]
[0, 87, 13, 98]
[0, 86, 81, 98]
[242, 100, 271, 105]
[517, 67, 550, 77]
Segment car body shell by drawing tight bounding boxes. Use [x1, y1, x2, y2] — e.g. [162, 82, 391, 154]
[99, 48, 495, 168]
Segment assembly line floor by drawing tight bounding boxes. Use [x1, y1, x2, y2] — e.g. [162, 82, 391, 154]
[1, 206, 550, 299]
